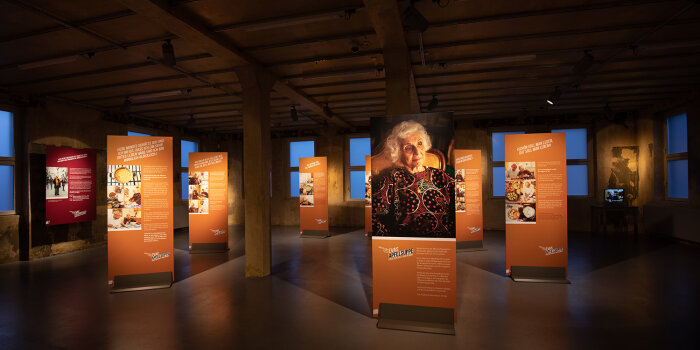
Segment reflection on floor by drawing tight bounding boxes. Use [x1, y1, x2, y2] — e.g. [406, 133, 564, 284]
[0, 227, 698, 349]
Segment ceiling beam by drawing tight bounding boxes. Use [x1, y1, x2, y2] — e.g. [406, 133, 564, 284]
[363, 0, 420, 114]
[116, 0, 351, 128]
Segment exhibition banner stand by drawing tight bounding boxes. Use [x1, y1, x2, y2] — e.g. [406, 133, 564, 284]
[504, 133, 569, 284]
[454, 150, 484, 251]
[365, 155, 372, 236]
[188, 152, 228, 253]
[299, 156, 329, 238]
[45, 146, 96, 226]
[371, 113, 456, 335]
[107, 136, 174, 292]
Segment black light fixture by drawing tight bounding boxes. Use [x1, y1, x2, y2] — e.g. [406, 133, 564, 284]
[162, 39, 176, 66]
[427, 95, 438, 111]
[187, 114, 196, 125]
[120, 98, 132, 113]
[323, 103, 333, 117]
[546, 86, 562, 105]
[290, 105, 298, 121]
[402, 4, 429, 32]
[573, 50, 594, 75]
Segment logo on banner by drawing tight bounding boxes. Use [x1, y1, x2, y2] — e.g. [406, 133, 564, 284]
[69, 210, 87, 218]
[315, 219, 327, 224]
[210, 229, 226, 235]
[468, 226, 481, 234]
[378, 246, 414, 261]
[144, 251, 171, 261]
[538, 246, 564, 256]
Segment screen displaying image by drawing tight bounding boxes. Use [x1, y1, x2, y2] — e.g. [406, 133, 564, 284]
[605, 189, 624, 203]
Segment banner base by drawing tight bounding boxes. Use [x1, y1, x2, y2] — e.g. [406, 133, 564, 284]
[510, 266, 570, 284]
[456, 240, 486, 252]
[300, 230, 329, 239]
[190, 243, 229, 254]
[376, 303, 455, 335]
[110, 272, 173, 293]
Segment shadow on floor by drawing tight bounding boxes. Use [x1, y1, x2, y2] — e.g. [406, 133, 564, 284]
[173, 226, 246, 283]
[459, 230, 675, 278]
[271, 227, 374, 318]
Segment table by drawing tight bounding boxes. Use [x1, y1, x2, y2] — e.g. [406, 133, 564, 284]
[590, 204, 639, 236]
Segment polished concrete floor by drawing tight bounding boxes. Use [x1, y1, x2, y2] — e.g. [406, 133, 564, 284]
[1, 227, 698, 349]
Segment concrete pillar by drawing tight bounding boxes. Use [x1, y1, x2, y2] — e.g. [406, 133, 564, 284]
[235, 65, 274, 277]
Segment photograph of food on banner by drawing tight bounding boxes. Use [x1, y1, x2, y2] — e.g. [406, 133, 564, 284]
[370, 113, 455, 238]
[107, 166, 142, 208]
[188, 172, 209, 214]
[46, 167, 68, 199]
[364, 171, 372, 206]
[300, 194, 314, 207]
[299, 172, 314, 196]
[107, 208, 142, 231]
[506, 203, 536, 224]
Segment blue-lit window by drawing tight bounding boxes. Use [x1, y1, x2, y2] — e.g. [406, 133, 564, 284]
[348, 137, 370, 200]
[666, 113, 688, 199]
[349, 138, 370, 166]
[181, 140, 198, 168]
[0, 111, 12, 158]
[180, 139, 198, 200]
[289, 141, 314, 197]
[0, 110, 14, 212]
[181, 172, 189, 200]
[492, 166, 505, 197]
[552, 128, 587, 160]
[567, 165, 588, 196]
[290, 171, 299, 197]
[490, 131, 524, 197]
[492, 131, 525, 162]
[350, 171, 366, 199]
[552, 128, 589, 196]
[127, 131, 151, 137]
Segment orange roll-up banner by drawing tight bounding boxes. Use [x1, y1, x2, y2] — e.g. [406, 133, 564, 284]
[299, 157, 329, 236]
[454, 150, 483, 243]
[504, 133, 567, 275]
[371, 113, 456, 319]
[107, 136, 173, 285]
[188, 152, 228, 249]
[365, 155, 372, 236]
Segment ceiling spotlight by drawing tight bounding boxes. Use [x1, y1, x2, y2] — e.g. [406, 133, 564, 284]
[162, 39, 176, 66]
[547, 86, 562, 105]
[427, 95, 438, 111]
[290, 105, 298, 121]
[402, 5, 429, 32]
[573, 50, 594, 74]
[187, 114, 196, 125]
